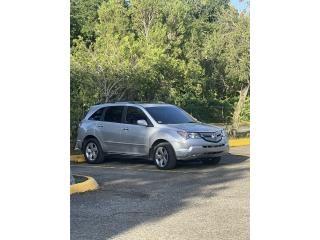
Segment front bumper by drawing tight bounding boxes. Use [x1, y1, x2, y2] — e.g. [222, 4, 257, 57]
[173, 138, 229, 160]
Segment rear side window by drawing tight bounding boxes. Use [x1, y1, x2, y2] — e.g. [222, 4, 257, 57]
[125, 106, 149, 124]
[103, 106, 124, 123]
[88, 108, 104, 121]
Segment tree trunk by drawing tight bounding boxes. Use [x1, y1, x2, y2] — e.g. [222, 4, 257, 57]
[231, 84, 249, 137]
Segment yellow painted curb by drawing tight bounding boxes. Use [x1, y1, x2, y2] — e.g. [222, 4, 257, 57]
[229, 138, 250, 147]
[70, 154, 85, 163]
[70, 175, 99, 195]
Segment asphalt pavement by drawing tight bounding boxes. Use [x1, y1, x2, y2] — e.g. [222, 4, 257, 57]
[71, 145, 250, 240]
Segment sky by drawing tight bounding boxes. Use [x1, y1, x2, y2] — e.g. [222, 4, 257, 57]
[230, 0, 249, 12]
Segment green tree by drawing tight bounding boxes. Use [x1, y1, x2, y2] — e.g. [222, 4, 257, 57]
[70, 0, 104, 46]
[70, 0, 250, 142]
[203, 7, 250, 132]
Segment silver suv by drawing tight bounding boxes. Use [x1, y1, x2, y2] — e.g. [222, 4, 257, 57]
[75, 102, 229, 170]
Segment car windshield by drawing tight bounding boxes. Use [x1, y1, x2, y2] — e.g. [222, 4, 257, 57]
[145, 106, 197, 124]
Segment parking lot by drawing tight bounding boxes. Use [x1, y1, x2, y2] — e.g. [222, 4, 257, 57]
[71, 145, 250, 240]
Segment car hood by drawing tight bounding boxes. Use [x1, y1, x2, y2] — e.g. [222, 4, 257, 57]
[167, 122, 222, 132]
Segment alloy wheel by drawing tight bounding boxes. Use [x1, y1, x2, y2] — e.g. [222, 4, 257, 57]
[155, 147, 169, 168]
[85, 142, 98, 162]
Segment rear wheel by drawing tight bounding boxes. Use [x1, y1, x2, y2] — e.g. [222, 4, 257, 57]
[153, 142, 176, 170]
[83, 138, 104, 164]
[202, 156, 221, 165]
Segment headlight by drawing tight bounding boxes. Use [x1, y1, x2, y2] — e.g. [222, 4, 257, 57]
[187, 132, 201, 139]
[177, 131, 201, 139]
[221, 129, 228, 138]
[221, 129, 225, 137]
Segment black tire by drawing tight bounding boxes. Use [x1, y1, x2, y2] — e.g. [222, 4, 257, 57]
[83, 138, 104, 164]
[202, 156, 221, 165]
[153, 142, 177, 170]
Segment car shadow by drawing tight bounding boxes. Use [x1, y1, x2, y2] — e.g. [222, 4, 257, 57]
[102, 152, 249, 169]
[70, 153, 250, 240]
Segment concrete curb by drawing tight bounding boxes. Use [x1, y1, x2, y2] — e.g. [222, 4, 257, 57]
[70, 138, 250, 163]
[70, 175, 99, 195]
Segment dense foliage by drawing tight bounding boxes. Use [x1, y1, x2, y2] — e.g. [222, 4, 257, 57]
[71, 0, 250, 141]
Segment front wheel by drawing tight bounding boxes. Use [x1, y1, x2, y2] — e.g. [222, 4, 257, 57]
[83, 138, 104, 164]
[153, 142, 177, 170]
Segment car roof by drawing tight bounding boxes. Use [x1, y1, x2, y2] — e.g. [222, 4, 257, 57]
[139, 103, 173, 108]
[92, 102, 174, 108]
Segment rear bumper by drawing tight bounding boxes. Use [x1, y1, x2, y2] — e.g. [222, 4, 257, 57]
[74, 140, 83, 151]
[173, 139, 229, 160]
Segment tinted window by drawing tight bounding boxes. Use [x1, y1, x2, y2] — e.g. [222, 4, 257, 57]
[145, 106, 196, 124]
[126, 107, 149, 125]
[103, 106, 124, 123]
[88, 108, 104, 121]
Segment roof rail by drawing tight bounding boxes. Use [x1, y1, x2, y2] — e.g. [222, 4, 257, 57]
[94, 100, 167, 105]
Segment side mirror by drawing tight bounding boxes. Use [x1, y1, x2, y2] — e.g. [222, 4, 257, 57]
[137, 119, 148, 127]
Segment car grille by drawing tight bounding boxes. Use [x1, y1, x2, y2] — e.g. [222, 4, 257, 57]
[202, 144, 225, 148]
[200, 132, 223, 143]
[204, 151, 223, 155]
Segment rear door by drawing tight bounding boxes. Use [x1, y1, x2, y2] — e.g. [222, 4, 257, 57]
[120, 106, 151, 156]
[98, 106, 125, 153]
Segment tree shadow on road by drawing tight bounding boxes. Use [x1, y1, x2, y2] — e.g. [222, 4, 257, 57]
[70, 153, 249, 240]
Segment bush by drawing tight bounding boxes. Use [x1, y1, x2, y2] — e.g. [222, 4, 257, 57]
[182, 99, 234, 124]
[240, 96, 250, 122]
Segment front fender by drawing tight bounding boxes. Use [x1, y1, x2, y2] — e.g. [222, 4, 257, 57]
[149, 128, 188, 155]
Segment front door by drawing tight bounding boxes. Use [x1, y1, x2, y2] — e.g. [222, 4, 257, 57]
[121, 106, 151, 156]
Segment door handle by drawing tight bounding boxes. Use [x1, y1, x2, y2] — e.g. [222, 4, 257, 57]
[122, 128, 129, 131]
[97, 125, 103, 128]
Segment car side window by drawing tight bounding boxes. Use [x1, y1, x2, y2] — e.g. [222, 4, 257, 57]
[88, 107, 104, 121]
[103, 106, 124, 123]
[125, 106, 149, 125]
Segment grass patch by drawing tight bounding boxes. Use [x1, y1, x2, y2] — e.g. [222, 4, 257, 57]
[73, 175, 87, 184]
